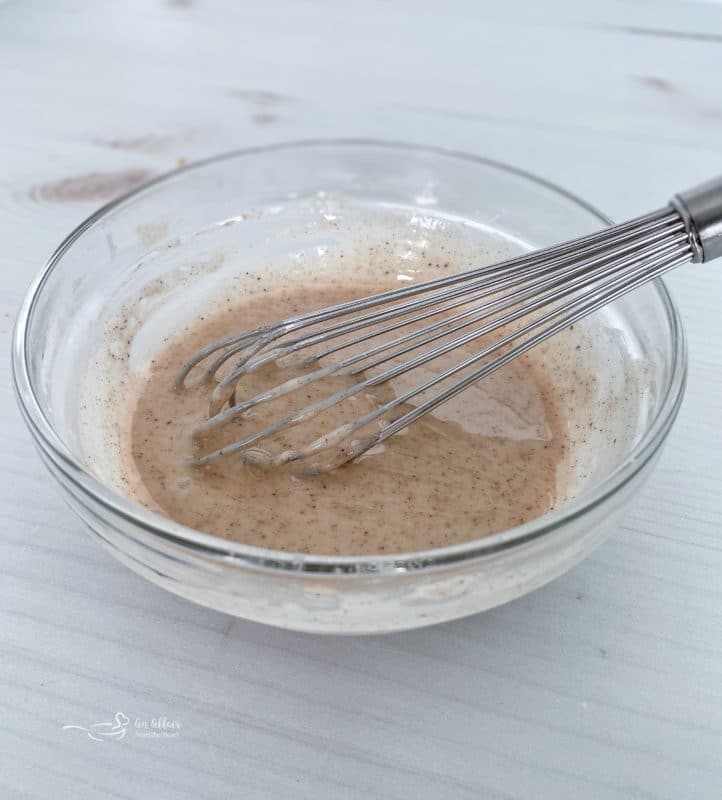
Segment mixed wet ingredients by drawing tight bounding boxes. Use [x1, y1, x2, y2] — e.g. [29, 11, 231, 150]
[124, 258, 571, 556]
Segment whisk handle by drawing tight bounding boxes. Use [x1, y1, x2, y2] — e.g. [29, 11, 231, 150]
[672, 176, 722, 263]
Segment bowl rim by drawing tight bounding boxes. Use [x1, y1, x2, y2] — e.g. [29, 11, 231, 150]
[12, 138, 688, 576]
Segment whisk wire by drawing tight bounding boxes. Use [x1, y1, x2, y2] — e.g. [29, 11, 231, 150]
[205, 211, 684, 412]
[199, 225, 688, 427]
[190, 247, 687, 469]
[175, 175, 722, 472]
[190, 228, 691, 468]
[249, 215, 686, 369]
[176, 208, 679, 391]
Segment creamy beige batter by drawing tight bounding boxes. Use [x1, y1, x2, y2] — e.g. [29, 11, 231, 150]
[125, 267, 569, 556]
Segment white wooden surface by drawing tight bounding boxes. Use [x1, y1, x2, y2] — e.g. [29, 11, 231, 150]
[2, 1, 722, 797]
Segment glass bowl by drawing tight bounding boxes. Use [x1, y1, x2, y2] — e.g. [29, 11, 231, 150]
[12, 141, 687, 633]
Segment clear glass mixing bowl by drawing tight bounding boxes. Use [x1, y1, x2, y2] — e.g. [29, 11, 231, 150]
[12, 141, 687, 633]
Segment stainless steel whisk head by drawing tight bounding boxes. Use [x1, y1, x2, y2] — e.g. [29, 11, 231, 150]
[175, 177, 722, 474]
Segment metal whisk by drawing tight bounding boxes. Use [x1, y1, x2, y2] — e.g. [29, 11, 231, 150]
[175, 177, 722, 474]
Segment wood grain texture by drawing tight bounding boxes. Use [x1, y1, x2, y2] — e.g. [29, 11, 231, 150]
[1, 1, 721, 797]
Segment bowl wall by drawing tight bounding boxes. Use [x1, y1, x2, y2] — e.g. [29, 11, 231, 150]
[13, 141, 686, 633]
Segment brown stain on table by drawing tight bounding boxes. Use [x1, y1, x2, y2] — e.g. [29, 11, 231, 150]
[634, 75, 678, 94]
[95, 134, 177, 153]
[227, 88, 290, 126]
[226, 88, 291, 106]
[252, 112, 278, 125]
[599, 25, 722, 44]
[633, 74, 722, 121]
[32, 169, 156, 204]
